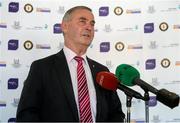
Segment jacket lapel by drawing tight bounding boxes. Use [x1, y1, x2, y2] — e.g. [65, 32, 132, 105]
[54, 50, 79, 121]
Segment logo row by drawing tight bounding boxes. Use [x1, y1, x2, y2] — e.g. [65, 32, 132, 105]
[0, 58, 180, 69]
[7, 2, 141, 15]
[7, 2, 180, 15]
[4, 40, 179, 52]
[7, 40, 50, 50]
[1, 22, 180, 33]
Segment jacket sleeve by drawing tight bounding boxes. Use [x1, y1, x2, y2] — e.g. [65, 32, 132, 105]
[107, 90, 125, 122]
[16, 61, 43, 122]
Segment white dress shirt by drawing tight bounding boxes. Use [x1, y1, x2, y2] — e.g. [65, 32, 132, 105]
[63, 46, 97, 122]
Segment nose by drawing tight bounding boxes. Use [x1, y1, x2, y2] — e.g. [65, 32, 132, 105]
[85, 22, 94, 31]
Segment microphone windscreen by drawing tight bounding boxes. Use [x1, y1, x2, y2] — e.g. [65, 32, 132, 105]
[115, 64, 140, 86]
[157, 89, 179, 109]
[96, 71, 118, 91]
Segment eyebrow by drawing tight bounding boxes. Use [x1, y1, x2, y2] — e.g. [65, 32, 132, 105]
[79, 17, 95, 24]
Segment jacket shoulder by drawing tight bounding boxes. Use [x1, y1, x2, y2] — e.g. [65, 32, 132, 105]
[87, 57, 109, 71]
[32, 50, 64, 66]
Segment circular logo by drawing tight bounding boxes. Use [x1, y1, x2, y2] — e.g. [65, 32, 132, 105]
[115, 42, 125, 51]
[24, 40, 33, 50]
[24, 4, 33, 13]
[161, 58, 170, 68]
[114, 7, 123, 15]
[159, 22, 168, 31]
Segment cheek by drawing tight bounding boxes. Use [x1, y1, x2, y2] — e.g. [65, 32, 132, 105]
[91, 31, 94, 38]
[69, 30, 81, 41]
[68, 26, 79, 37]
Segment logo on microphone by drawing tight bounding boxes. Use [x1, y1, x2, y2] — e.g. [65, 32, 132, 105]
[99, 75, 104, 86]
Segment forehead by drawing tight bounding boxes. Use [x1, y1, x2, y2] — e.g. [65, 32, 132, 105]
[71, 9, 94, 20]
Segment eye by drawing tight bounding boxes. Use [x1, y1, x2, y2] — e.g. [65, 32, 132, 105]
[79, 20, 86, 25]
[78, 17, 95, 27]
[90, 22, 95, 27]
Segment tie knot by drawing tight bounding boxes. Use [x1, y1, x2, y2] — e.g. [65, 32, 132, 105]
[74, 56, 84, 63]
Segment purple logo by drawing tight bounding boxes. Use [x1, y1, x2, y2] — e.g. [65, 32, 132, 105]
[8, 39, 18, 50]
[100, 42, 110, 52]
[53, 23, 62, 33]
[148, 96, 157, 107]
[8, 118, 16, 123]
[99, 7, 109, 16]
[145, 59, 156, 70]
[8, 78, 18, 89]
[8, 2, 19, 12]
[144, 23, 154, 33]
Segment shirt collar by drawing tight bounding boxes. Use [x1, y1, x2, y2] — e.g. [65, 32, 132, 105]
[63, 45, 88, 64]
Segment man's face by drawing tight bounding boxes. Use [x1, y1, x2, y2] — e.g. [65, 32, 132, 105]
[62, 9, 95, 48]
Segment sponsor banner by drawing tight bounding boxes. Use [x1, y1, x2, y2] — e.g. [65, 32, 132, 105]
[0, 0, 180, 122]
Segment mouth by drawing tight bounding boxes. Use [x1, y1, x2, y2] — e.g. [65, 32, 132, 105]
[82, 32, 90, 37]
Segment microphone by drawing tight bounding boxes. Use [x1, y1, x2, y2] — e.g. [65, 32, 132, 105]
[115, 64, 180, 108]
[115, 64, 158, 93]
[96, 71, 145, 100]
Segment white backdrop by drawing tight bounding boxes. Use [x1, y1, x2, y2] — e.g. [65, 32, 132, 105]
[0, 0, 180, 122]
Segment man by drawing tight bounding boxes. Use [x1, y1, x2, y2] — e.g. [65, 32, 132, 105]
[16, 6, 125, 122]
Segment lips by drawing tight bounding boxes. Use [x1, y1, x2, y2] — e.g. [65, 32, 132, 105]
[82, 32, 90, 37]
[82, 33, 90, 37]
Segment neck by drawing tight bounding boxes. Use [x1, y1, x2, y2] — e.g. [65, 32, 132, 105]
[64, 43, 87, 56]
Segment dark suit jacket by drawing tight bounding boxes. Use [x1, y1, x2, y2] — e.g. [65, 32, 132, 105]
[16, 50, 125, 122]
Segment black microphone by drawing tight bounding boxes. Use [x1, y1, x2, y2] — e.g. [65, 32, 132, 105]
[96, 71, 146, 100]
[157, 89, 180, 109]
[115, 64, 180, 109]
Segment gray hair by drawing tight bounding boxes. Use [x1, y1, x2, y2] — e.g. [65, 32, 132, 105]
[62, 6, 92, 22]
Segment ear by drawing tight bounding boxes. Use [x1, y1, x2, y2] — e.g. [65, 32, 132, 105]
[61, 21, 68, 34]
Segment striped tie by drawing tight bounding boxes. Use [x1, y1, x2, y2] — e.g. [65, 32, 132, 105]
[74, 56, 93, 123]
